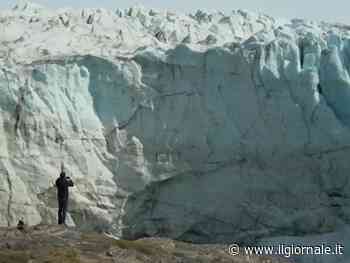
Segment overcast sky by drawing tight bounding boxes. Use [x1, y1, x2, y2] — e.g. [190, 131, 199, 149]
[0, 0, 349, 24]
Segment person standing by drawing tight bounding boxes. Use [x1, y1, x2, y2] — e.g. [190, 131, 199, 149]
[55, 170, 74, 225]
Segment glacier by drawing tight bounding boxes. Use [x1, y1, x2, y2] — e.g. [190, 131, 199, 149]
[1, 1, 350, 262]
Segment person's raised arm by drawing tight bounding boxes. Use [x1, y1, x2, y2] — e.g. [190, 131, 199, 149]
[66, 177, 74, 187]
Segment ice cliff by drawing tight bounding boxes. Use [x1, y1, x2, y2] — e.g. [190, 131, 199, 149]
[1, 1, 350, 261]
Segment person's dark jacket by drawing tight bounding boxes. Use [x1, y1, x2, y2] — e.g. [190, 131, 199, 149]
[55, 172, 74, 200]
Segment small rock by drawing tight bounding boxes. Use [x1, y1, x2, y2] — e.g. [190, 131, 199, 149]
[17, 220, 25, 231]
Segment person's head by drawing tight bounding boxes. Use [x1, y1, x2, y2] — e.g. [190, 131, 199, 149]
[60, 171, 66, 178]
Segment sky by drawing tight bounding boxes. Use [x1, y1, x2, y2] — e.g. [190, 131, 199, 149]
[0, 0, 349, 24]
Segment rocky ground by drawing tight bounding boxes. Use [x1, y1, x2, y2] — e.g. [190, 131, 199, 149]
[0, 224, 292, 263]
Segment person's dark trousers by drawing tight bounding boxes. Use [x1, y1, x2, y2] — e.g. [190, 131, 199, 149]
[58, 198, 68, 224]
